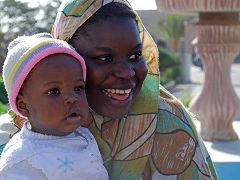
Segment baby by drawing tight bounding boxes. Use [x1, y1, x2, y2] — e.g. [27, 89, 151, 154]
[0, 33, 108, 180]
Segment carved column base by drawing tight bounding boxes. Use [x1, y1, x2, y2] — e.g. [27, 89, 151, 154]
[200, 127, 238, 141]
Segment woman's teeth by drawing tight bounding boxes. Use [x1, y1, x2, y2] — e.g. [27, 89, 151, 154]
[103, 89, 131, 100]
[105, 89, 131, 94]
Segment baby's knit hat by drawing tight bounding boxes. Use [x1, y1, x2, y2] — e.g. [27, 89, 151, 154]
[3, 33, 86, 116]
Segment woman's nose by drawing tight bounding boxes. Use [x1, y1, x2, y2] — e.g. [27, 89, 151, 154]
[64, 93, 78, 105]
[112, 61, 135, 79]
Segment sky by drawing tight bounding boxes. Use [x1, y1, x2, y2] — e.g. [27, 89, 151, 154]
[20, 0, 157, 10]
[128, 0, 157, 10]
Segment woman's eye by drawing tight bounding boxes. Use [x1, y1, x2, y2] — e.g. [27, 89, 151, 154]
[74, 86, 84, 93]
[129, 52, 143, 61]
[98, 56, 113, 63]
[47, 88, 60, 96]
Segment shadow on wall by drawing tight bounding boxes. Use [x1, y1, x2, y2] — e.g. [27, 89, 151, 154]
[234, 54, 240, 63]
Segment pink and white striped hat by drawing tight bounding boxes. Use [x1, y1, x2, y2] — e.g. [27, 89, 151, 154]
[3, 33, 86, 116]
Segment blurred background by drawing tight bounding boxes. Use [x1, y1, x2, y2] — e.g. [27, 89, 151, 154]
[0, 0, 204, 112]
[1, 0, 240, 112]
[1, 1, 240, 179]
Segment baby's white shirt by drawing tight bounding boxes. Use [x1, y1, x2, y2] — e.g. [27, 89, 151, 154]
[0, 122, 109, 180]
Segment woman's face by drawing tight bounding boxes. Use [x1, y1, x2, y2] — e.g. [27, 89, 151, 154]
[73, 18, 148, 119]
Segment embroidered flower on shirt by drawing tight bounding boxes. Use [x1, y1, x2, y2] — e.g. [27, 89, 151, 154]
[57, 157, 74, 173]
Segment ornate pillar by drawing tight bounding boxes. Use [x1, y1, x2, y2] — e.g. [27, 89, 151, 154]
[155, 0, 240, 141]
[189, 13, 240, 140]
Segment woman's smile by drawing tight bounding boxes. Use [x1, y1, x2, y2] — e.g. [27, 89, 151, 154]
[103, 88, 132, 101]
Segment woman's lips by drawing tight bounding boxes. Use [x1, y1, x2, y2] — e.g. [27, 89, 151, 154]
[103, 88, 132, 101]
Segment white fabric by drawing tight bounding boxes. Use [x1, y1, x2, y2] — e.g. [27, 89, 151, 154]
[0, 114, 19, 146]
[0, 122, 109, 180]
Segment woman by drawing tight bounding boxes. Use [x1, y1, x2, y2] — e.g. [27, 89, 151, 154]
[0, 0, 217, 179]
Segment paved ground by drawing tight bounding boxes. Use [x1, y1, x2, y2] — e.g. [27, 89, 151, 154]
[171, 63, 240, 180]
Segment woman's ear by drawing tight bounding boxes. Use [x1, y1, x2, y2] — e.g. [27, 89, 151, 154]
[16, 94, 29, 117]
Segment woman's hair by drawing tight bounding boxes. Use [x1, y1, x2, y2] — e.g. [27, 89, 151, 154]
[69, 2, 136, 46]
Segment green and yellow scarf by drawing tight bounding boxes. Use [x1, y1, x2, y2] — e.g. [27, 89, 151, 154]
[52, 0, 160, 116]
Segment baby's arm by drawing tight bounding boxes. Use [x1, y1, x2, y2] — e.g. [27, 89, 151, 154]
[0, 160, 47, 180]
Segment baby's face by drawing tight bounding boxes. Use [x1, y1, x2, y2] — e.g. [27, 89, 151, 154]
[17, 54, 89, 136]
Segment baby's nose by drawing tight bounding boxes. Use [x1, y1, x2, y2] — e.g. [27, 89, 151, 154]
[64, 93, 78, 105]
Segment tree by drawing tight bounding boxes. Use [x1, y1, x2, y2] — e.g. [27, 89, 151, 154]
[38, 0, 61, 33]
[157, 14, 193, 52]
[0, 0, 61, 68]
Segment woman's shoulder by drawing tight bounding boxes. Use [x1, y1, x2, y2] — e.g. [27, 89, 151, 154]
[159, 85, 190, 115]
[159, 85, 180, 102]
[155, 86, 216, 179]
[158, 85, 198, 136]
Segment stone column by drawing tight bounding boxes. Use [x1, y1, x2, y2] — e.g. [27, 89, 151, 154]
[189, 13, 240, 141]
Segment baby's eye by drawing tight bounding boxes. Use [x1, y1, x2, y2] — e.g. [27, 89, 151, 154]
[74, 86, 85, 93]
[129, 52, 143, 61]
[97, 56, 113, 63]
[47, 88, 60, 96]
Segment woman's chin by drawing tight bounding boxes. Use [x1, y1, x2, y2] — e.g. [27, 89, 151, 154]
[88, 91, 134, 119]
[102, 111, 128, 119]
[91, 104, 130, 119]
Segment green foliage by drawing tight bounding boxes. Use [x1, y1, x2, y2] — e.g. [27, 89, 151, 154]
[0, 76, 8, 104]
[0, 101, 7, 115]
[180, 93, 191, 108]
[38, 0, 62, 33]
[0, 0, 61, 67]
[0, 0, 62, 112]
[157, 14, 194, 52]
[158, 47, 182, 85]
[0, 0, 39, 66]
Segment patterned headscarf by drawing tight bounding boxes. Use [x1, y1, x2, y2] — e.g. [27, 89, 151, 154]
[52, 0, 160, 115]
